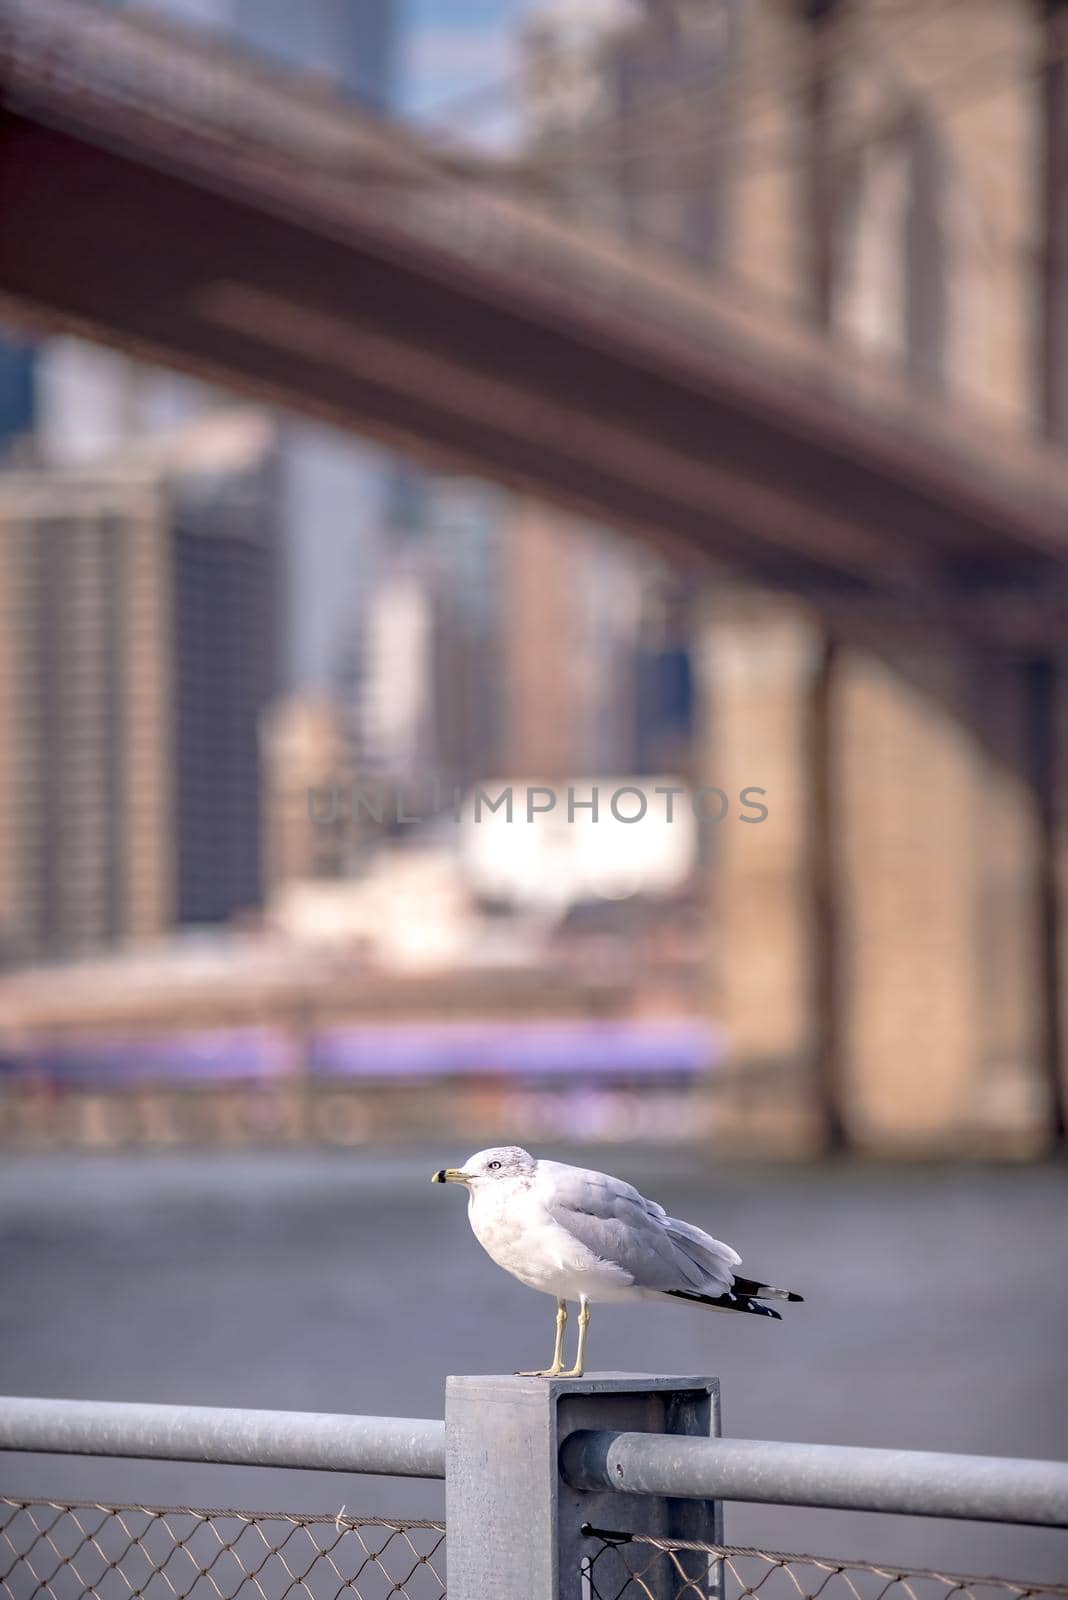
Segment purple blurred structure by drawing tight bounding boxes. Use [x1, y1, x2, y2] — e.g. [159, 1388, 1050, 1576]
[310, 1017, 724, 1078]
[3, 1017, 723, 1085]
[6, 1029, 294, 1084]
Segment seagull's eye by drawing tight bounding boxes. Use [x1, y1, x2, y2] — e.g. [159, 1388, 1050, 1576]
[487, 1160, 502, 1170]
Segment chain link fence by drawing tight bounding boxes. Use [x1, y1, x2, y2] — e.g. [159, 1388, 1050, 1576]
[581, 1527, 1068, 1600]
[7, 1499, 1065, 1600]
[0, 1501, 445, 1600]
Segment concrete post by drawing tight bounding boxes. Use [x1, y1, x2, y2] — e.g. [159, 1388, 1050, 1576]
[445, 1373, 721, 1600]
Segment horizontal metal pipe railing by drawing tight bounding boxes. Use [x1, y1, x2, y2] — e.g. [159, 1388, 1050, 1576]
[6, 1396, 1068, 1527]
[559, 1430, 1068, 1528]
[0, 1397, 445, 1479]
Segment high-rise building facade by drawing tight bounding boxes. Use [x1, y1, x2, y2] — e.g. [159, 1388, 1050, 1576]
[0, 414, 280, 965]
[233, 0, 394, 105]
[0, 333, 36, 450]
[343, 468, 505, 795]
[104, 0, 395, 103]
[0, 477, 170, 963]
[169, 425, 281, 925]
[261, 694, 348, 894]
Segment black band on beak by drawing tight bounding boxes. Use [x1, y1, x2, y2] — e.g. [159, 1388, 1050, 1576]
[432, 1169, 446, 1183]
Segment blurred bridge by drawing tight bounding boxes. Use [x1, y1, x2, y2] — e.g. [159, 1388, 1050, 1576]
[2, 0, 1068, 1155]
[2, 0, 1068, 645]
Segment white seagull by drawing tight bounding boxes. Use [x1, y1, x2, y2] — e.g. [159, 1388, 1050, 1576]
[432, 1145, 802, 1377]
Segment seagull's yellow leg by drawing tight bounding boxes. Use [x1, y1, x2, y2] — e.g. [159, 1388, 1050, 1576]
[549, 1298, 569, 1371]
[561, 1296, 590, 1379]
[518, 1299, 568, 1377]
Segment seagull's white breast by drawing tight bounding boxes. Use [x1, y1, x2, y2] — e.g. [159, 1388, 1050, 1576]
[466, 1176, 638, 1302]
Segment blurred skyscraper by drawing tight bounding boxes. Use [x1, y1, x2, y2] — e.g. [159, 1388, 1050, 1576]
[0, 334, 36, 449]
[350, 469, 504, 792]
[633, 576, 696, 778]
[0, 415, 280, 964]
[102, 0, 394, 104]
[170, 425, 281, 926]
[422, 476, 506, 787]
[348, 466, 694, 797]
[261, 695, 348, 894]
[232, 0, 394, 105]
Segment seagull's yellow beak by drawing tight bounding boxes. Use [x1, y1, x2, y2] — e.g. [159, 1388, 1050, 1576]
[431, 1168, 466, 1184]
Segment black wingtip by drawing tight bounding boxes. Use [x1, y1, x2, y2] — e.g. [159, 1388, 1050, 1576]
[666, 1288, 784, 1320]
[786, 1291, 804, 1303]
[733, 1275, 804, 1304]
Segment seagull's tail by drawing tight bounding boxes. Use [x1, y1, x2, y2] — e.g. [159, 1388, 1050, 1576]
[665, 1275, 803, 1320]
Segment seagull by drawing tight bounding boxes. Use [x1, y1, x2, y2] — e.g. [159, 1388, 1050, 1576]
[432, 1145, 802, 1377]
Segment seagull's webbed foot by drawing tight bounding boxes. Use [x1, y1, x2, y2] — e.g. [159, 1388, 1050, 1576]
[517, 1298, 568, 1377]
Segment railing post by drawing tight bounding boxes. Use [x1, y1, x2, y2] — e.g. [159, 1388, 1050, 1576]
[445, 1374, 721, 1600]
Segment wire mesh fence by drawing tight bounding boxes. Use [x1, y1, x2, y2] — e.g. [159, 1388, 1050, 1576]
[0, 1500, 445, 1600]
[581, 1526, 1068, 1600]
[6, 1498, 1068, 1600]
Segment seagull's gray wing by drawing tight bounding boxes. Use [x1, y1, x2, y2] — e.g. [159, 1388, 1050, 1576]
[536, 1161, 739, 1295]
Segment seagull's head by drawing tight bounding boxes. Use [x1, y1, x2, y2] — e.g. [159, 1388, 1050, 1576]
[431, 1146, 535, 1190]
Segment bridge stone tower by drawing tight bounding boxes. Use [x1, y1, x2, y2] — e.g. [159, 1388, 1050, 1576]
[700, 589, 1065, 1154]
[677, 0, 1068, 1155]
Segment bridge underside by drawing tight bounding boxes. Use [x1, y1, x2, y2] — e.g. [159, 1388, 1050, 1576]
[3, 105, 1068, 650]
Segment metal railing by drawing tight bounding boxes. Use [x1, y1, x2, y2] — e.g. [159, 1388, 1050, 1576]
[560, 1430, 1068, 1526]
[3, 1385, 1067, 1600]
[0, 1398, 445, 1480]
